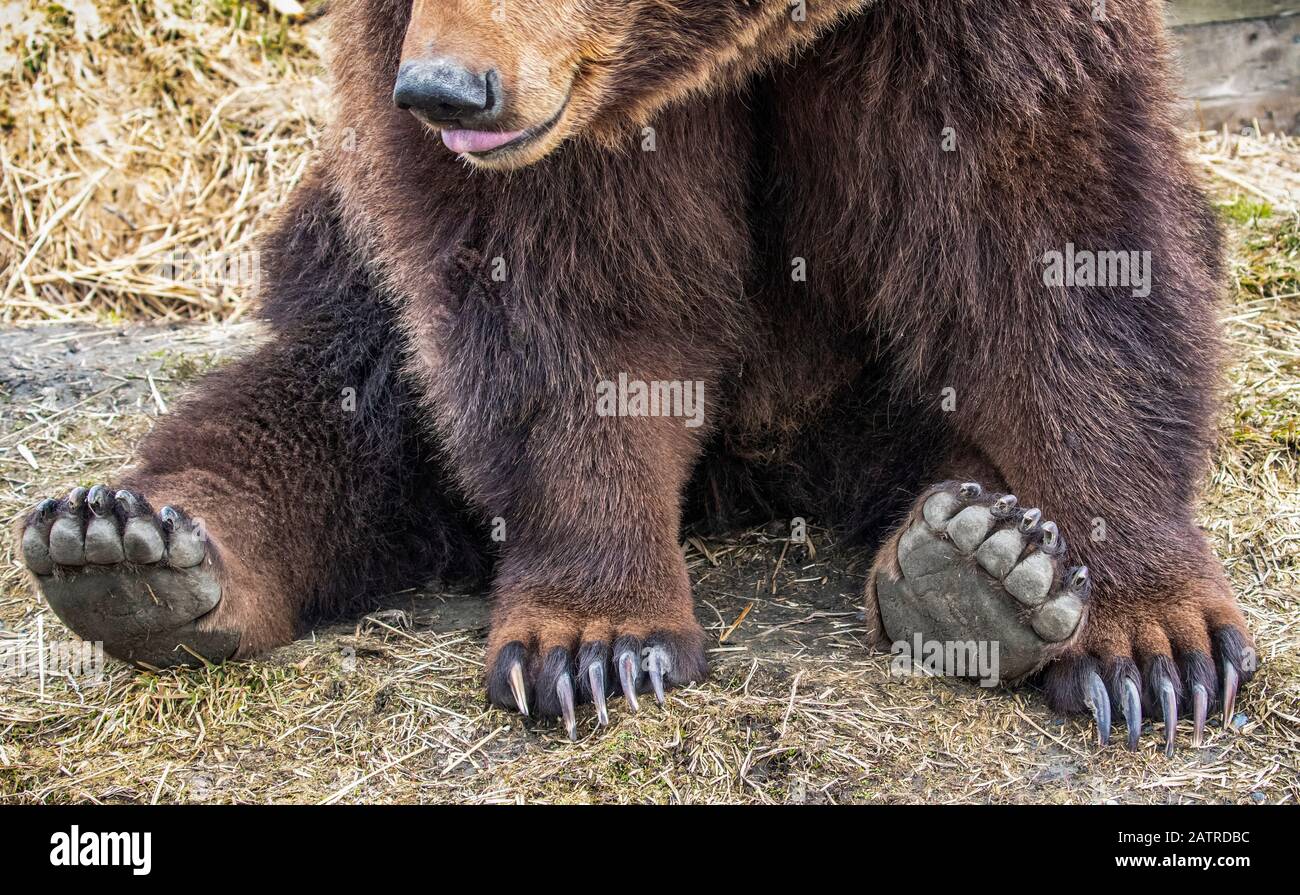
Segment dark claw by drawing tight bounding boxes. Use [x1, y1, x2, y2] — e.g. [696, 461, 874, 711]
[67, 486, 87, 508]
[958, 482, 982, 500]
[35, 498, 57, 519]
[617, 650, 640, 713]
[160, 506, 179, 530]
[1192, 683, 1208, 746]
[1222, 661, 1239, 732]
[1069, 566, 1090, 590]
[1121, 678, 1142, 751]
[646, 647, 669, 706]
[1018, 508, 1042, 533]
[588, 663, 609, 726]
[1159, 679, 1177, 758]
[508, 660, 529, 717]
[114, 490, 140, 514]
[556, 672, 577, 741]
[1040, 521, 1059, 551]
[87, 484, 110, 516]
[1084, 670, 1111, 747]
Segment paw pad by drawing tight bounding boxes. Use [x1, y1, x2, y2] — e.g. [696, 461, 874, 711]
[17, 485, 235, 667]
[874, 480, 1090, 680]
[946, 505, 995, 553]
[1004, 551, 1054, 606]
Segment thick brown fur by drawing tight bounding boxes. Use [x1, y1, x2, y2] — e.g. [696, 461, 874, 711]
[22, 0, 1254, 722]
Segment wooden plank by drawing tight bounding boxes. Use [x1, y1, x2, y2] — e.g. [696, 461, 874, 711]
[1166, 1, 1298, 27]
[1170, 14, 1300, 132]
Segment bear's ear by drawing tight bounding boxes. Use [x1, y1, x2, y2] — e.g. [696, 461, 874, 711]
[607, 0, 872, 122]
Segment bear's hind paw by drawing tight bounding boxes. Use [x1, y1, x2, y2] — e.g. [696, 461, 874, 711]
[18, 485, 237, 668]
[870, 480, 1090, 684]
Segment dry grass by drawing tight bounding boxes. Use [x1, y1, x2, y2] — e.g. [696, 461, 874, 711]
[0, 4, 1296, 804]
[0, 0, 327, 322]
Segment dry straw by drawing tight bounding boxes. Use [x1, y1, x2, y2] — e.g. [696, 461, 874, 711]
[0, 0, 326, 322]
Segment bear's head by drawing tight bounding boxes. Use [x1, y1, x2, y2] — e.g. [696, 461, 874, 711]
[381, 0, 867, 169]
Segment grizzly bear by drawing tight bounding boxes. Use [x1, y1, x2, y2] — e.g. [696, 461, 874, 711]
[18, 0, 1256, 752]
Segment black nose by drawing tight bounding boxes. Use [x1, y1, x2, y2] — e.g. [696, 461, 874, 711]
[393, 60, 498, 124]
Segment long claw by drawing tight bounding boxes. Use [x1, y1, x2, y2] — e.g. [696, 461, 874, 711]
[617, 651, 640, 713]
[1039, 521, 1060, 552]
[991, 494, 1018, 517]
[588, 664, 609, 726]
[87, 484, 110, 516]
[647, 647, 668, 706]
[1192, 683, 1208, 746]
[508, 660, 529, 717]
[1084, 671, 1111, 747]
[1222, 662, 1239, 732]
[556, 672, 577, 741]
[1121, 678, 1142, 751]
[1160, 679, 1177, 758]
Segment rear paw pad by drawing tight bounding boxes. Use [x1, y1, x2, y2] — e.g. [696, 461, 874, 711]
[874, 481, 1090, 681]
[18, 486, 237, 667]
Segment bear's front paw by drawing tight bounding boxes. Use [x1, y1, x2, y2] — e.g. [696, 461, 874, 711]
[1042, 597, 1256, 757]
[484, 594, 707, 740]
[18, 485, 238, 668]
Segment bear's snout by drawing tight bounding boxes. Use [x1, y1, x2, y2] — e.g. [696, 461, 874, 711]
[393, 59, 501, 128]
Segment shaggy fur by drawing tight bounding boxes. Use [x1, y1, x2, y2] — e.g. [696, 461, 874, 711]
[22, 0, 1255, 722]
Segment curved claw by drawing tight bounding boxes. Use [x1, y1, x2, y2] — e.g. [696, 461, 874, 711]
[508, 660, 529, 717]
[646, 647, 669, 706]
[1083, 671, 1111, 747]
[87, 484, 111, 516]
[114, 490, 140, 514]
[1159, 679, 1177, 758]
[1018, 508, 1042, 533]
[958, 482, 982, 500]
[617, 650, 640, 713]
[556, 672, 577, 741]
[1192, 683, 1208, 746]
[1222, 662, 1240, 732]
[1121, 678, 1142, 751]
[588, 664, 609, 726]
[1040, 521, 1060, 552]
[991, 494, 1018, 517]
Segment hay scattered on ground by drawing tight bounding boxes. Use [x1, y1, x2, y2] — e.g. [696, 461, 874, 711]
[0, 3, 1296, 804]
[0, 0, 326, 322]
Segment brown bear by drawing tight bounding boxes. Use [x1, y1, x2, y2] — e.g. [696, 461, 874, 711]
[18, 0, 1255, 751]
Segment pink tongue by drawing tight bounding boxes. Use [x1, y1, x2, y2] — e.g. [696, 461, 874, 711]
[441, 128, 524, 154]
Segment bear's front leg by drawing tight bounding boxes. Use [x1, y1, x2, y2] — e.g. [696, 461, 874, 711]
[415, 272, 730, 737]
[469, 384, 712, 737]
